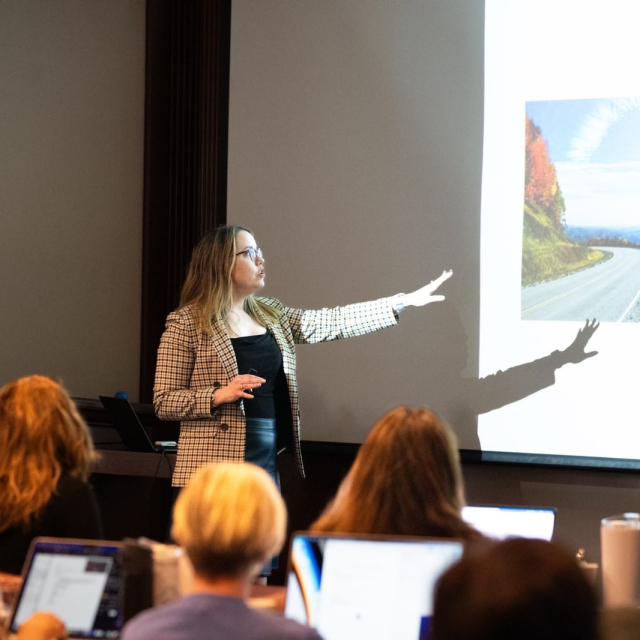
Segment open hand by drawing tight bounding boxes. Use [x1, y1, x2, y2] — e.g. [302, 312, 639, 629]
[563, 319, 599, 364]
[213, 373, 266, 405]
[403, 270, 453, 307]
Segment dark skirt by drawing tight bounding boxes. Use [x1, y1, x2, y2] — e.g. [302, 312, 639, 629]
[244, 417, 279, 489]
[244, 416, 279, 575]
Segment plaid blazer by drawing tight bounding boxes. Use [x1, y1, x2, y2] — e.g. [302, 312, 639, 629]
[154, 296, 398, 486]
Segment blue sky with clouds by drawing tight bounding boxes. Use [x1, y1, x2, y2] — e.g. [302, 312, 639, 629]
[526, 98, 640, 227]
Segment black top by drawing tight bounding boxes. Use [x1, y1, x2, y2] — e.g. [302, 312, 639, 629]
[0, 474, 103, 575]
[231, 330, 293, 449]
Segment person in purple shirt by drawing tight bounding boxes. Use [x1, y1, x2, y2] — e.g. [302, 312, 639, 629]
[122, 462, 322, 640]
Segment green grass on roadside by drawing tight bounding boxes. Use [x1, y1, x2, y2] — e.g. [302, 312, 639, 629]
[522, 204, 610, 286]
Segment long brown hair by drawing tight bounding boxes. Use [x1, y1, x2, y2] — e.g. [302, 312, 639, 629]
[179, 225, 281, 335]
[311, 406, 479, 540]
[0, 376, 96, 533]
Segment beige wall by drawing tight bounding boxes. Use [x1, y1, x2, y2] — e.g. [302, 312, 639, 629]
[0, 0, 145, 399]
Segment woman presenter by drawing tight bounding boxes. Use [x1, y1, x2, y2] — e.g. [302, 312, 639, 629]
[154, 225, 451, 488]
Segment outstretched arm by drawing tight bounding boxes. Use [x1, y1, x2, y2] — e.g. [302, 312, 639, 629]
[273, 269, 453, 345]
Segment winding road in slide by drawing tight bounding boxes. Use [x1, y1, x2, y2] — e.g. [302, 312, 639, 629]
[521, 247, 640, 321]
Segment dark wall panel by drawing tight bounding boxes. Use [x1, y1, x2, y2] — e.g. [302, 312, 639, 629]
[141, 0, 231, 402]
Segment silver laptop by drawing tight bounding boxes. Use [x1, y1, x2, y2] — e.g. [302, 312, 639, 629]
[284, 532, 463, 640]
[462, 505, 556, 541]
[8, 538, 123, 639]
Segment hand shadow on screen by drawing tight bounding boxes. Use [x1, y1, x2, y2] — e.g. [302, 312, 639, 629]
[422, 303, 599, 453]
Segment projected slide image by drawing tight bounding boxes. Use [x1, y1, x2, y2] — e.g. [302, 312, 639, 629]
[521, 97, 640, 322]
[480, 0, 640, 461]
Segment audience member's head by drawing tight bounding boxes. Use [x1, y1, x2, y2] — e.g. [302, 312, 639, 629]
[0, 375, 95, 534]
[311, 406, 479, 540]
[171, 462, 286, 580]
[432, 537, 599, 640]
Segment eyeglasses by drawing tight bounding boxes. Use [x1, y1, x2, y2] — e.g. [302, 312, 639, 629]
[235, 246, 263, 261]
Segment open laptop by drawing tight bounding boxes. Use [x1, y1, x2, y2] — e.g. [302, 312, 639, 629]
[462, 504, 556, 541]
[8, 538, 123, 639]
[284, 532, 463, 640]
[99, 396, 176, 453]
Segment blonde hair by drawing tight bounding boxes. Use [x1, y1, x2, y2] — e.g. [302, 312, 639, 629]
[312, 406, 479, 541]
[179, 225, 281, 335]
[0, 375, 96, 533]
[171, 463, 287, 577]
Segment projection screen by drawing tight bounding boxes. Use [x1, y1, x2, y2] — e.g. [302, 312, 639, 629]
[227, 0, 640, 468]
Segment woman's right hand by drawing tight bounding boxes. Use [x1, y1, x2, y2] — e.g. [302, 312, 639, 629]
[212, 374, 266, 406]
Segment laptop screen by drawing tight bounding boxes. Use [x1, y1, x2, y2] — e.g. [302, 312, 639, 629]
[462, 505, 556, 541]
[9, 538, 123, 638]
[284, 532, 463, 640]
